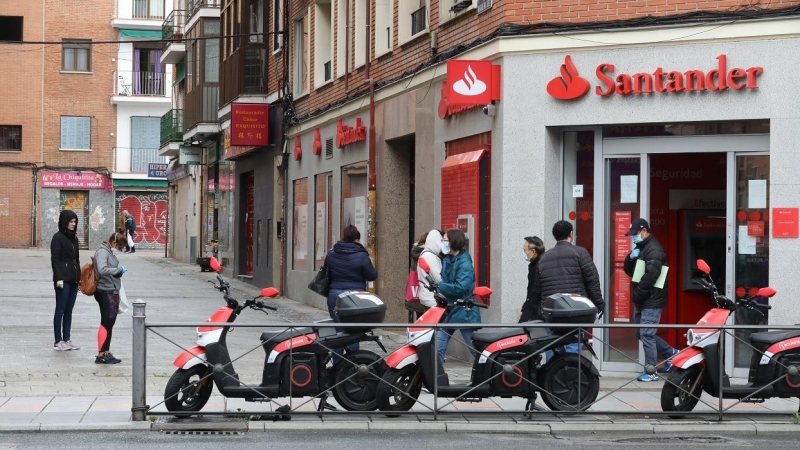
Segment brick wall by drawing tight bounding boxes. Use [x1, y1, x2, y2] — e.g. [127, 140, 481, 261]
[284, 0, 800, 121]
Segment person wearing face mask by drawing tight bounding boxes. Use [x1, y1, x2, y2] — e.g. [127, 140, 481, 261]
[436, 228, 479, 363]
[519, 236, 545, 323]
[623, 218, 677, 382]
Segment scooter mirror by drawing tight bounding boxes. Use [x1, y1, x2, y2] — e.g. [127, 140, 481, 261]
[756, 287, 777, 298]
[259, 287, 280, 298]
[474, 286, 492, 297]
[418, 258, 430, 273]
[209, 257, 222, 272]
[696, 259, 711, 275]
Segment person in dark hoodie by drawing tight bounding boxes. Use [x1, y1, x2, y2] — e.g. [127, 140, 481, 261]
[325, 224, 378, 360]
[50, 210, 82, 351]
[519, 236, 545, 323]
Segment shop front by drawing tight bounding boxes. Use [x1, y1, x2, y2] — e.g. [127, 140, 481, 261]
[493, 37, 799, 374]
[114, 179, 169, 251]
[40, 171, 115, 250]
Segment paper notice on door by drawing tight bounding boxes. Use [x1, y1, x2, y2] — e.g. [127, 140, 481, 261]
[738, 225, 757, 255]
[620, 175, 638, 203]
[573, 184, 584, 198]
[748, 179, 767, 209]
[631, 260, 669, 289]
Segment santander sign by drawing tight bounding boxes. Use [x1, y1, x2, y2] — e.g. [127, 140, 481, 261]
[547, 54, 763, 100]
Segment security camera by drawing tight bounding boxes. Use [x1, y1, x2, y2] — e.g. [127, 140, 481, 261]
[482, 104, 496, 117]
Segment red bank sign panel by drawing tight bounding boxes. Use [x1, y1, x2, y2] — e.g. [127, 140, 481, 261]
[773, 208, 799, 238]
[445, 60, 501, 107]
[547, 54, 763, 100]
[231, 103, 269, 146]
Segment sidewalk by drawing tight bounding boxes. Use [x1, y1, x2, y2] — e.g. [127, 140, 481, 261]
[1, 248, 799, 433]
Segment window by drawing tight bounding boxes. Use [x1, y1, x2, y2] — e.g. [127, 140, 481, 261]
[0, 125, 21, 151]
[132, 47, 164, 95]
[130, 117, 161, 172]
[205, 21, 220, 83]
[60, 116, 91, 150]
[399, 0, 429, 44]
[62, 39, 91, 72]
[314, 172, 333, 269]
[292, 178, 309, 270]
[293, 11, 309, 95]
[440, 0, 475, 25]
[341, 161, 368, 243]
[250, 0, 264, 43]
[0, 16, 23, 42]
[273, 0, 284, 52]
[353, 0, 365, 68]
[336, 0, 348, 78]
[374, 0, 393, 57]
[314, 0, 333, 87]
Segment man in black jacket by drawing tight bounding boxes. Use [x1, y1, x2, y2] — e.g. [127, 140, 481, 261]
[623, 218, 678, 382]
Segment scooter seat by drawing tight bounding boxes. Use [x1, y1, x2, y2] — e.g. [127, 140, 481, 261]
[260, 327, 314, 344]
[471, 327, 526, 343]
[750, 329, 800, 345]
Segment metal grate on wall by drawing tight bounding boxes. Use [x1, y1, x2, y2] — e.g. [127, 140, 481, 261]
[325, 138, 333, 159]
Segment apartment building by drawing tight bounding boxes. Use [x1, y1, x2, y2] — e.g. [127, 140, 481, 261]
[0, 1, 118, 249]
[280, 0, 800, 371]
[111, 0, 174, 251]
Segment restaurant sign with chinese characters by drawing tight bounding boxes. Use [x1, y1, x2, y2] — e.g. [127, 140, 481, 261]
[230, 103, 269, 146]
[40, 171, 109, 190]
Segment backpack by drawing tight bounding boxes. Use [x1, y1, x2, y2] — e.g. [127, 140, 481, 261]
[79, 257, 98, 295]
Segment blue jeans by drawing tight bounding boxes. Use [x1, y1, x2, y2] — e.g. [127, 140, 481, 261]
[54, 281, 78, 343]
[327, 289, 359, 363]
[634, 306, 675, 367]
[436, 328, 476, 363]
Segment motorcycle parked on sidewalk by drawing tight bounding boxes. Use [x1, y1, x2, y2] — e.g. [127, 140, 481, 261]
[164, 257, 387, 415]
[375, 258, 600, 415]
[659, 258, 797, 417]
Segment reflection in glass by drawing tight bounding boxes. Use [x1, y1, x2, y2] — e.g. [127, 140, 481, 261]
[292, 178, 309, 270]
[341, 161, 368, 242]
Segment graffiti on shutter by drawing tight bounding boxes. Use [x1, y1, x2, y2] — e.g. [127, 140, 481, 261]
[115, 191, 168, 249]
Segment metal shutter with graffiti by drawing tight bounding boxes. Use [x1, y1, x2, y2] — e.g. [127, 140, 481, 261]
[115, 191, 168, 249]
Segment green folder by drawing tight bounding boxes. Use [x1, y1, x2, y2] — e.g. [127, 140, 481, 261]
[632, 259, 669, 289]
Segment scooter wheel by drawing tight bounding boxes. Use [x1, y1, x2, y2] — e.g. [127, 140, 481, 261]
[331, 350, 384, 411]
[540, 354, 599, 412]
[660, 365, 704, 418]
[164, 365, 214, 414]
[376, 365, 422, 416]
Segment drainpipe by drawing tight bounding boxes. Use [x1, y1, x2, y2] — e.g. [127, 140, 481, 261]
[345, 0, 350, 93]
[365, 0, 376, 293]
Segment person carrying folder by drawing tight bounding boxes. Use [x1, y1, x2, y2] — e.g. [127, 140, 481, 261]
[624, 218, 678, 382]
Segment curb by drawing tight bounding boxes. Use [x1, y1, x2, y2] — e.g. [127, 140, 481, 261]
[0, 422, 152, 432]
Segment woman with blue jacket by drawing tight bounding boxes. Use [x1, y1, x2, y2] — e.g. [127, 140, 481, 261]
[436, 228, 479, 363]
[325, 225, 378, 359]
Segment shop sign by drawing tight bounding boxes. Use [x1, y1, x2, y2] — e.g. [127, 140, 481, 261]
[438, 80, 481, 119]
[230, 103, 269, 146]
[166, 164, 190, 182]
[773, 207, 799, 238]
[336, 118, 366, 148]
[147, 163, 168, 178]
[547, 54, 763, 100]
[446, 60, 501, 106]
[40, 171, 109, 189]
[179, 146, 202, 165]
[223, 127, 258, 160]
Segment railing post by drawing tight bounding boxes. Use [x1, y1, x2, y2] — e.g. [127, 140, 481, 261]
[718, 325, 724, 422]
[131, 300, 148, 421]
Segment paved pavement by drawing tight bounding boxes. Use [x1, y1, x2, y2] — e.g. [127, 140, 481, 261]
[1, 247, 800, 434]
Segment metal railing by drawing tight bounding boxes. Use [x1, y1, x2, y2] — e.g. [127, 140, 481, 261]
[188, 0, 221, 19]
[115, 71, 167, 97]
[131, 303, 800, 421]
[133, 0, 165, 20]
[162, 10, 187, 52]
[130, 148, 162, 173]
[160, 109, 184, 146]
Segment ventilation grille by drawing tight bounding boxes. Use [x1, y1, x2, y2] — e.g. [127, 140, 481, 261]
[325, 138, 333, 159]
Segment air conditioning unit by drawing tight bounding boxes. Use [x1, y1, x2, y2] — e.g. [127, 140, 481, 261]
[450, 0, 471, 14]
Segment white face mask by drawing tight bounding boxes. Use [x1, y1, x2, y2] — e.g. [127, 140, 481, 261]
[441, 241, 450, 254]
[524, 251, 530, 262]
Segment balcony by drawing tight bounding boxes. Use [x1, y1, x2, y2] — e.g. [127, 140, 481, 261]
[185, 84, 219, 142]
[113, 71, 170, 104]
[130, 148, 163, 173]
[220, 46, 267, 106]
[159, 109, 184, 157]
[187, 0, 221, 27]
[112, 0, 167, 29]
[161, 10, 186, 64]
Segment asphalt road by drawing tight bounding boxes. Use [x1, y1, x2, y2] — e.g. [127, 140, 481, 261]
[0, 430, 795, 449]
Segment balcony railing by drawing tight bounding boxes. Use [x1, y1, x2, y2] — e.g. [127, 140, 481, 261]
[185, 85, 219, 131]
[133, 0, 165, 20]
[116, 71, 166, 97]
[411, 6, 427, 35]
[188, 0, 221, 19]
[160, 109, 185, 147]
[221, 46, 267, 105]
[131, 148, 162, 173]
[162, 10, 186, 52]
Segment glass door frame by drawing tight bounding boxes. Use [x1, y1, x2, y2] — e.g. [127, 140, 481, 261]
[588, 132, 769, 374]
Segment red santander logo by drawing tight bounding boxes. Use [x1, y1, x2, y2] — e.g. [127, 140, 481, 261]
[546, 55, 591, 100]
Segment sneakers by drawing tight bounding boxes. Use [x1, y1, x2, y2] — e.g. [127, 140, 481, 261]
[661, 348, 679, 373]
[65, 340, 81, 350]
[53, 341, 71, 351]
[95, 354, 121, 364]
[637, 373, 660, 382]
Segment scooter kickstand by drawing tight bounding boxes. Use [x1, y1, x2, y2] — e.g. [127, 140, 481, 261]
[316, 392, 339, 417]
